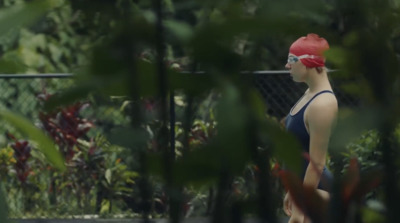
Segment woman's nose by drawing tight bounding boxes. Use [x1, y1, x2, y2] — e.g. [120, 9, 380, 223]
[285, 63, 291, 69]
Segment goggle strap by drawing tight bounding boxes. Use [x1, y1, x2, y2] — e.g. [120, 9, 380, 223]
[297, 54, 322, 59]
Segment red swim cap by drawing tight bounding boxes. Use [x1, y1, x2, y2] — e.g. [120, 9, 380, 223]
[289, 33, 329, 68]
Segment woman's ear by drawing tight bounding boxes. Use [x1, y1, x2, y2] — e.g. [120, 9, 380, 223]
[306, 67, 324, 73]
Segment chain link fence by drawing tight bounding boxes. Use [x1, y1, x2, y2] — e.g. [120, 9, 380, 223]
[0, 73, 358, 220]
[254, 72, 359, 118]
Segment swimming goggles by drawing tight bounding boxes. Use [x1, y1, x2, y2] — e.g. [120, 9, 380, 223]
[287, 55, 322, 64]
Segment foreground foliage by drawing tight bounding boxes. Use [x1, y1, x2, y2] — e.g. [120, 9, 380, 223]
[0, 0, 398, 223]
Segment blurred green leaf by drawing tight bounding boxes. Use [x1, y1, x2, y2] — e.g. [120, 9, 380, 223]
[105, 169, 112, 184]
[214, 82, 251, 170]
[172, 144, 221, 186]
[164, 20, 193, 42]
[0, 58, 27, 73]
[361, 207, 385, 223]
[190, 11, 326, 71]
[160, 83, 254, 186]
[142, 10, 156, 23]
[136, 60, 158, 96]
[343, 32, 360, 46]
[325, 47, 349, 68]
[247, 88, 268, 121]
[44, 82, 95, 112]
[0, 110, 65, 171]
[0, 184, 8, 223]
[100, 199, 110, 214]
[169, 72, 215, 95]
[107, 127, 150, 149]
[260, 0, 327, 19]
[99, 77, 131, 96]
[260, 119, 303, 175]
[45, 57, 218, 111]
[88, 44, 130, 78]
[0, 0, 55, 38]
[331, 108, 382, 153]
[147, 153, 164, 177]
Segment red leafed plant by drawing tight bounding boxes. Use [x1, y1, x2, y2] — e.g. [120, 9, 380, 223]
[7, 133, 32, 184]
[37, 91, 94, 162]
[37, 91, 105, 210]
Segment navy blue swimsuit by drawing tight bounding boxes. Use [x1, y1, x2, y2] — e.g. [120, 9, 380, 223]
[285, 90, 334, 191]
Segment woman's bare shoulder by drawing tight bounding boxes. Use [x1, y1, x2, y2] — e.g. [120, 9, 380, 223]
[306, 93, 338, 122]
[310, 92, 337, 109]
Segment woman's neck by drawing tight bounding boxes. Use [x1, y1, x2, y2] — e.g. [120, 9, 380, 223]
[305, 69, 332, 93]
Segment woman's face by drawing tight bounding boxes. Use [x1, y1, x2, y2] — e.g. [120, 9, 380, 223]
[285, 53, 308, 82]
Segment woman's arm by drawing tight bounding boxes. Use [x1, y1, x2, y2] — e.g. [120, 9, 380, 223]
[289, 93, 337, 222]
[304, 93, 337, 189]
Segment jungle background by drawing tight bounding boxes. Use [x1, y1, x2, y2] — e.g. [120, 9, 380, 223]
[0, 0, 397, 223]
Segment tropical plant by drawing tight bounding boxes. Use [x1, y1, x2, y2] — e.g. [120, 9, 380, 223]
[0, 0, 399, 223]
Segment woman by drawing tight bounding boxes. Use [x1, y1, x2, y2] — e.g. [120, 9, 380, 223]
[283, 33, 338, 223]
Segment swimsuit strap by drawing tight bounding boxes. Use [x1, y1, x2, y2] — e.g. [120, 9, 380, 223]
[303, 90, 334, 109]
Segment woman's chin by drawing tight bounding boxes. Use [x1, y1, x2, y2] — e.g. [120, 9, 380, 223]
[291, 76, 302, 83]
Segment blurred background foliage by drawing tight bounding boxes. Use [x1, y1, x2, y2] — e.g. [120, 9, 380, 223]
[0, 0, 398, 223]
